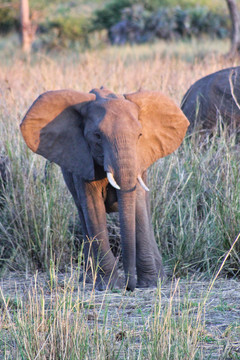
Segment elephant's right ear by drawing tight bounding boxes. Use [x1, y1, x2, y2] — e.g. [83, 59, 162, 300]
[20, 90, 96, 179]
[124, 90, 190, 171]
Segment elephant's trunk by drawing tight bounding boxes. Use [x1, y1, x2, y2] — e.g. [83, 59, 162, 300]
[105, 141, 138, 290]
[104, 138, 138, 191]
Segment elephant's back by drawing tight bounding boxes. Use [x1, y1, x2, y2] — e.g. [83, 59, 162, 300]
[181, 66, 240, 134]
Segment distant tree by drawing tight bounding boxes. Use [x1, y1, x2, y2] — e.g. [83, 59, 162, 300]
[226, 0, 240, 57]
[20, 0, 37, 53]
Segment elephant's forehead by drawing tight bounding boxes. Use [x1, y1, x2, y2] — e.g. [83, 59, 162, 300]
[96, 98, 139, 119]
[85, 97, 138, 119]
[86, 98, 141, 134]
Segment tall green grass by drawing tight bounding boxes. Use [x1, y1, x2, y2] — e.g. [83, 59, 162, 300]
[0, 154, 78, 273]
[149, 131, 240, 276]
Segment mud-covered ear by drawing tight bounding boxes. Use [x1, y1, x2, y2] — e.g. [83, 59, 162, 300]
[20, 90, 96, 179]
[124, 90, 189, 170]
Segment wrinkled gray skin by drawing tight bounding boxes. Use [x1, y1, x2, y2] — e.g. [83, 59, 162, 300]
[63, 168, 163, 292]
[181, 66, 240, 134]
[56, 90, 164, 291]
[21, 87, 189, 291]
[62, 155, 162, 288]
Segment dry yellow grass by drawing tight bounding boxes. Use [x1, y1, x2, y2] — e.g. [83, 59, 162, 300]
[0, 38, 234, 114]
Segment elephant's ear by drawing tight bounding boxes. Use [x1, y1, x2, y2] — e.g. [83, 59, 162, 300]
[20, 90, 96, 179]
[124, 90, 189, 170]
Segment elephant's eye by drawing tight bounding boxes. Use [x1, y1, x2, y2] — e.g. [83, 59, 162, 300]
[138, 133, 142, 139]
[95, 132, 101, 141]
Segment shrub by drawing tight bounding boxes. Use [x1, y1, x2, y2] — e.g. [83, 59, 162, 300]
[49, 16, 90, 41]
[47, 15, 90, 46]
[0, 5, 18, 34]
[92, 0, 132, 31]
[105, 4, 229, 45]
[35, 12, 91, 50]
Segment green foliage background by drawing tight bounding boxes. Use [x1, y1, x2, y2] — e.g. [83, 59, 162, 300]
[0, 0, 230, 48]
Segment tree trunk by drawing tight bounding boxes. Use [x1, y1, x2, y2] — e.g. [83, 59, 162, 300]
[20, 0, 34, 53]
[226, 0, 240, 57]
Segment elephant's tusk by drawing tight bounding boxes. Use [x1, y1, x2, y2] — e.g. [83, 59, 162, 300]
[107, 172, 121, 190]
[137, 175, 150, 192]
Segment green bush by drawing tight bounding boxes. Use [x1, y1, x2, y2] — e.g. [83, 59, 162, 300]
[134, 0, 226, 12]
[189, 7, 224, 37]
[36, 14, 91, 49]
[104, 3, 229, 44]
[0, 6, 18, 34]
[92, 0, 132, 31]
[48, 15, 90, 42]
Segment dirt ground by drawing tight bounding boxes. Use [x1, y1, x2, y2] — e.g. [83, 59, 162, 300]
[0, 271, 240, 359]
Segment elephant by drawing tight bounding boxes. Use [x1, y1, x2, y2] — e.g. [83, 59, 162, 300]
[181, 67, 240, 134]
[20, 87, 189, 291]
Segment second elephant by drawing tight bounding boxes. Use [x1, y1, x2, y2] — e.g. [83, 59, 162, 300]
[20, 87, 189, 291]
[181, 66, 240, 134]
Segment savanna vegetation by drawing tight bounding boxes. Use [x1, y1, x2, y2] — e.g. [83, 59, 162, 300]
[0, 0, 232, 50]
[0, 0, 240, 358]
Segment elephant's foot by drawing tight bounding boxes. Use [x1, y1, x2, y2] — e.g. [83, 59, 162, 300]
[125, 275, 137, 292]
[136, 264, 165, 288]
[79, 270, 94, 284]
[80, 268, 123, 290]
[95, 270, 123, 291]
[136, 276, 158, 288]
[137, 269, 166, 288]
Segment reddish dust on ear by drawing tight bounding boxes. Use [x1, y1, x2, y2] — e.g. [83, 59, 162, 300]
[125, 90, 190, 170]
[20, 90, 95, 152]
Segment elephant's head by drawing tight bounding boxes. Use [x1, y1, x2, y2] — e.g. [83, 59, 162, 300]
[20, 87, 189, 191]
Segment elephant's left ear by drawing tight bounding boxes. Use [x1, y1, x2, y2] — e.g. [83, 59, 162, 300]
[124, 90, 190, 170]
[20, 90, 96, 179]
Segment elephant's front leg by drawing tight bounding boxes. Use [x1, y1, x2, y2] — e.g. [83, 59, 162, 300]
[135, 179, 164, 288]
[76, 177, 122, 290]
